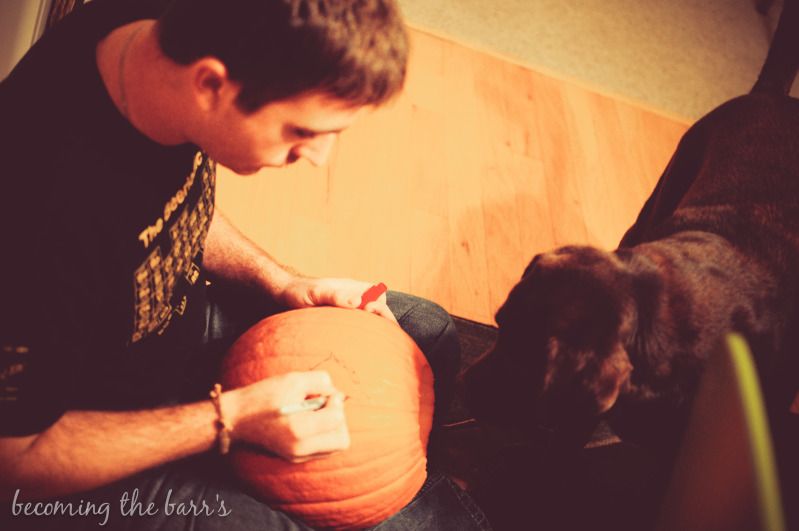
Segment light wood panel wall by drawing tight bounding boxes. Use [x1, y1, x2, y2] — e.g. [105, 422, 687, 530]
[216, 28, 689, 325]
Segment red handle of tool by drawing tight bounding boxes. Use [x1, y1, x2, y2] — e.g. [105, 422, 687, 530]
[358, 282, 388, 309]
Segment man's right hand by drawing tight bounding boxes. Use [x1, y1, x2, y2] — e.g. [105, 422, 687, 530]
[227, 371, 350, 463]
[0, 371, 349, 501]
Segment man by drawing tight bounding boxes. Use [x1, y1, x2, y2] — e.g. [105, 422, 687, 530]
[0, 0, 491, 529]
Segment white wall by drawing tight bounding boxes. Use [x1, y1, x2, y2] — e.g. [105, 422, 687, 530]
[0, 0, 51, 80]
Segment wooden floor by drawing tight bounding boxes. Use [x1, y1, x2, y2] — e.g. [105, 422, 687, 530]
[216, 28, 689, 325]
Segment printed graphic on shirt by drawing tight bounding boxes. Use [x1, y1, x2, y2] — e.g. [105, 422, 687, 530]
[131, 152, 215, 344]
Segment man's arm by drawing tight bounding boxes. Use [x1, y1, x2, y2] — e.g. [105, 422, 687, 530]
[204, 210, 397, 322]
[203, 209, 296, 301]
[0, 371, 348, 501]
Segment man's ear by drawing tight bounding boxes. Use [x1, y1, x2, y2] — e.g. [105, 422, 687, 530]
[190, 57, 236, 113]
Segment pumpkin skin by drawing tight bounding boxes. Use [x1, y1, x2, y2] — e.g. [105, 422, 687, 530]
[220, 306, 435, 530]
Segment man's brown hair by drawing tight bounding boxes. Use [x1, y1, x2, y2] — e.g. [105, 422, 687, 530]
[157, 0, 409, 113]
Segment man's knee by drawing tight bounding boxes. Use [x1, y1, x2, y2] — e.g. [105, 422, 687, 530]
[386, 292, 459, 361]
[385, 292, 461, 418]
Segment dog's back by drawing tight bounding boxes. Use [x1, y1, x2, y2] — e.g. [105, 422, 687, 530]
[621, 96, 799, 254]
[622, 0, 799, 249]
[614, 3, 799, 522]
[618, 1, 799, 413]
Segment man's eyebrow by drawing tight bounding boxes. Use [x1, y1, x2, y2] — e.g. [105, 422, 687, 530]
[289, 124, 346, 135]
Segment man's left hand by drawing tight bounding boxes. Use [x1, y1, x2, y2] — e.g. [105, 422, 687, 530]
[276, 277, 398, 324]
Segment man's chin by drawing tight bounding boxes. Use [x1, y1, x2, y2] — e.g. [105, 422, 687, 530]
[234, 167, 262, 175]
[223, 164, 265, 175]
[230, 162, 290, 174]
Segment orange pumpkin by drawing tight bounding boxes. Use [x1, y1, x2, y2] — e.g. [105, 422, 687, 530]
[220, 306, 435, 530]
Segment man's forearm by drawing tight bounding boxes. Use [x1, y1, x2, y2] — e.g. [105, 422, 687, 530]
[203, 210, 298, 300]
[1, 371, 350, 502]
[1, 399, 219, 501]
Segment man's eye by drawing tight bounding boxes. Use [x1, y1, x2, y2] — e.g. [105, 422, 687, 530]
[292, 128, 316, 139]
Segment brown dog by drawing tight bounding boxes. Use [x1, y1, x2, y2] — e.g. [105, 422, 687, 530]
[465, 3, 799, 451]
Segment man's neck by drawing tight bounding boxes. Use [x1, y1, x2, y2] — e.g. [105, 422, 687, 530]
[96, 20, 189, 146]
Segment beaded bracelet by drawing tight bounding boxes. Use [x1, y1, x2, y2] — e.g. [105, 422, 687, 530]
[209, 383, 232, 455]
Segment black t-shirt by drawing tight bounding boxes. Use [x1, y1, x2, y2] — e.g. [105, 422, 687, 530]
[0, 0, 215, 435]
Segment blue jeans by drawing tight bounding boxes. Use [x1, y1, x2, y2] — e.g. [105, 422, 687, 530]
[3, 289, 491, 531]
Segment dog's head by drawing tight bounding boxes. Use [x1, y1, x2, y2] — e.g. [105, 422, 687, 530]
[465, 246, 636, 441]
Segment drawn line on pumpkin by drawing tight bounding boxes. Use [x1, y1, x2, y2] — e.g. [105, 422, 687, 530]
[309, 353, 361, 383]
[308, 352, 374, 403]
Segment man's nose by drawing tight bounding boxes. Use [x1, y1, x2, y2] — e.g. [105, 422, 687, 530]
[296, 133, 337, 167]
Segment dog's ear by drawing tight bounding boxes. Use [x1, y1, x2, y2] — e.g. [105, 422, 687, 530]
[586, 341, 633, 413]
[540, 337, 633, 423]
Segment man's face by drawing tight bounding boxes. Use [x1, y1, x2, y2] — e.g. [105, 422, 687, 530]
[201, 91, 368, 175]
